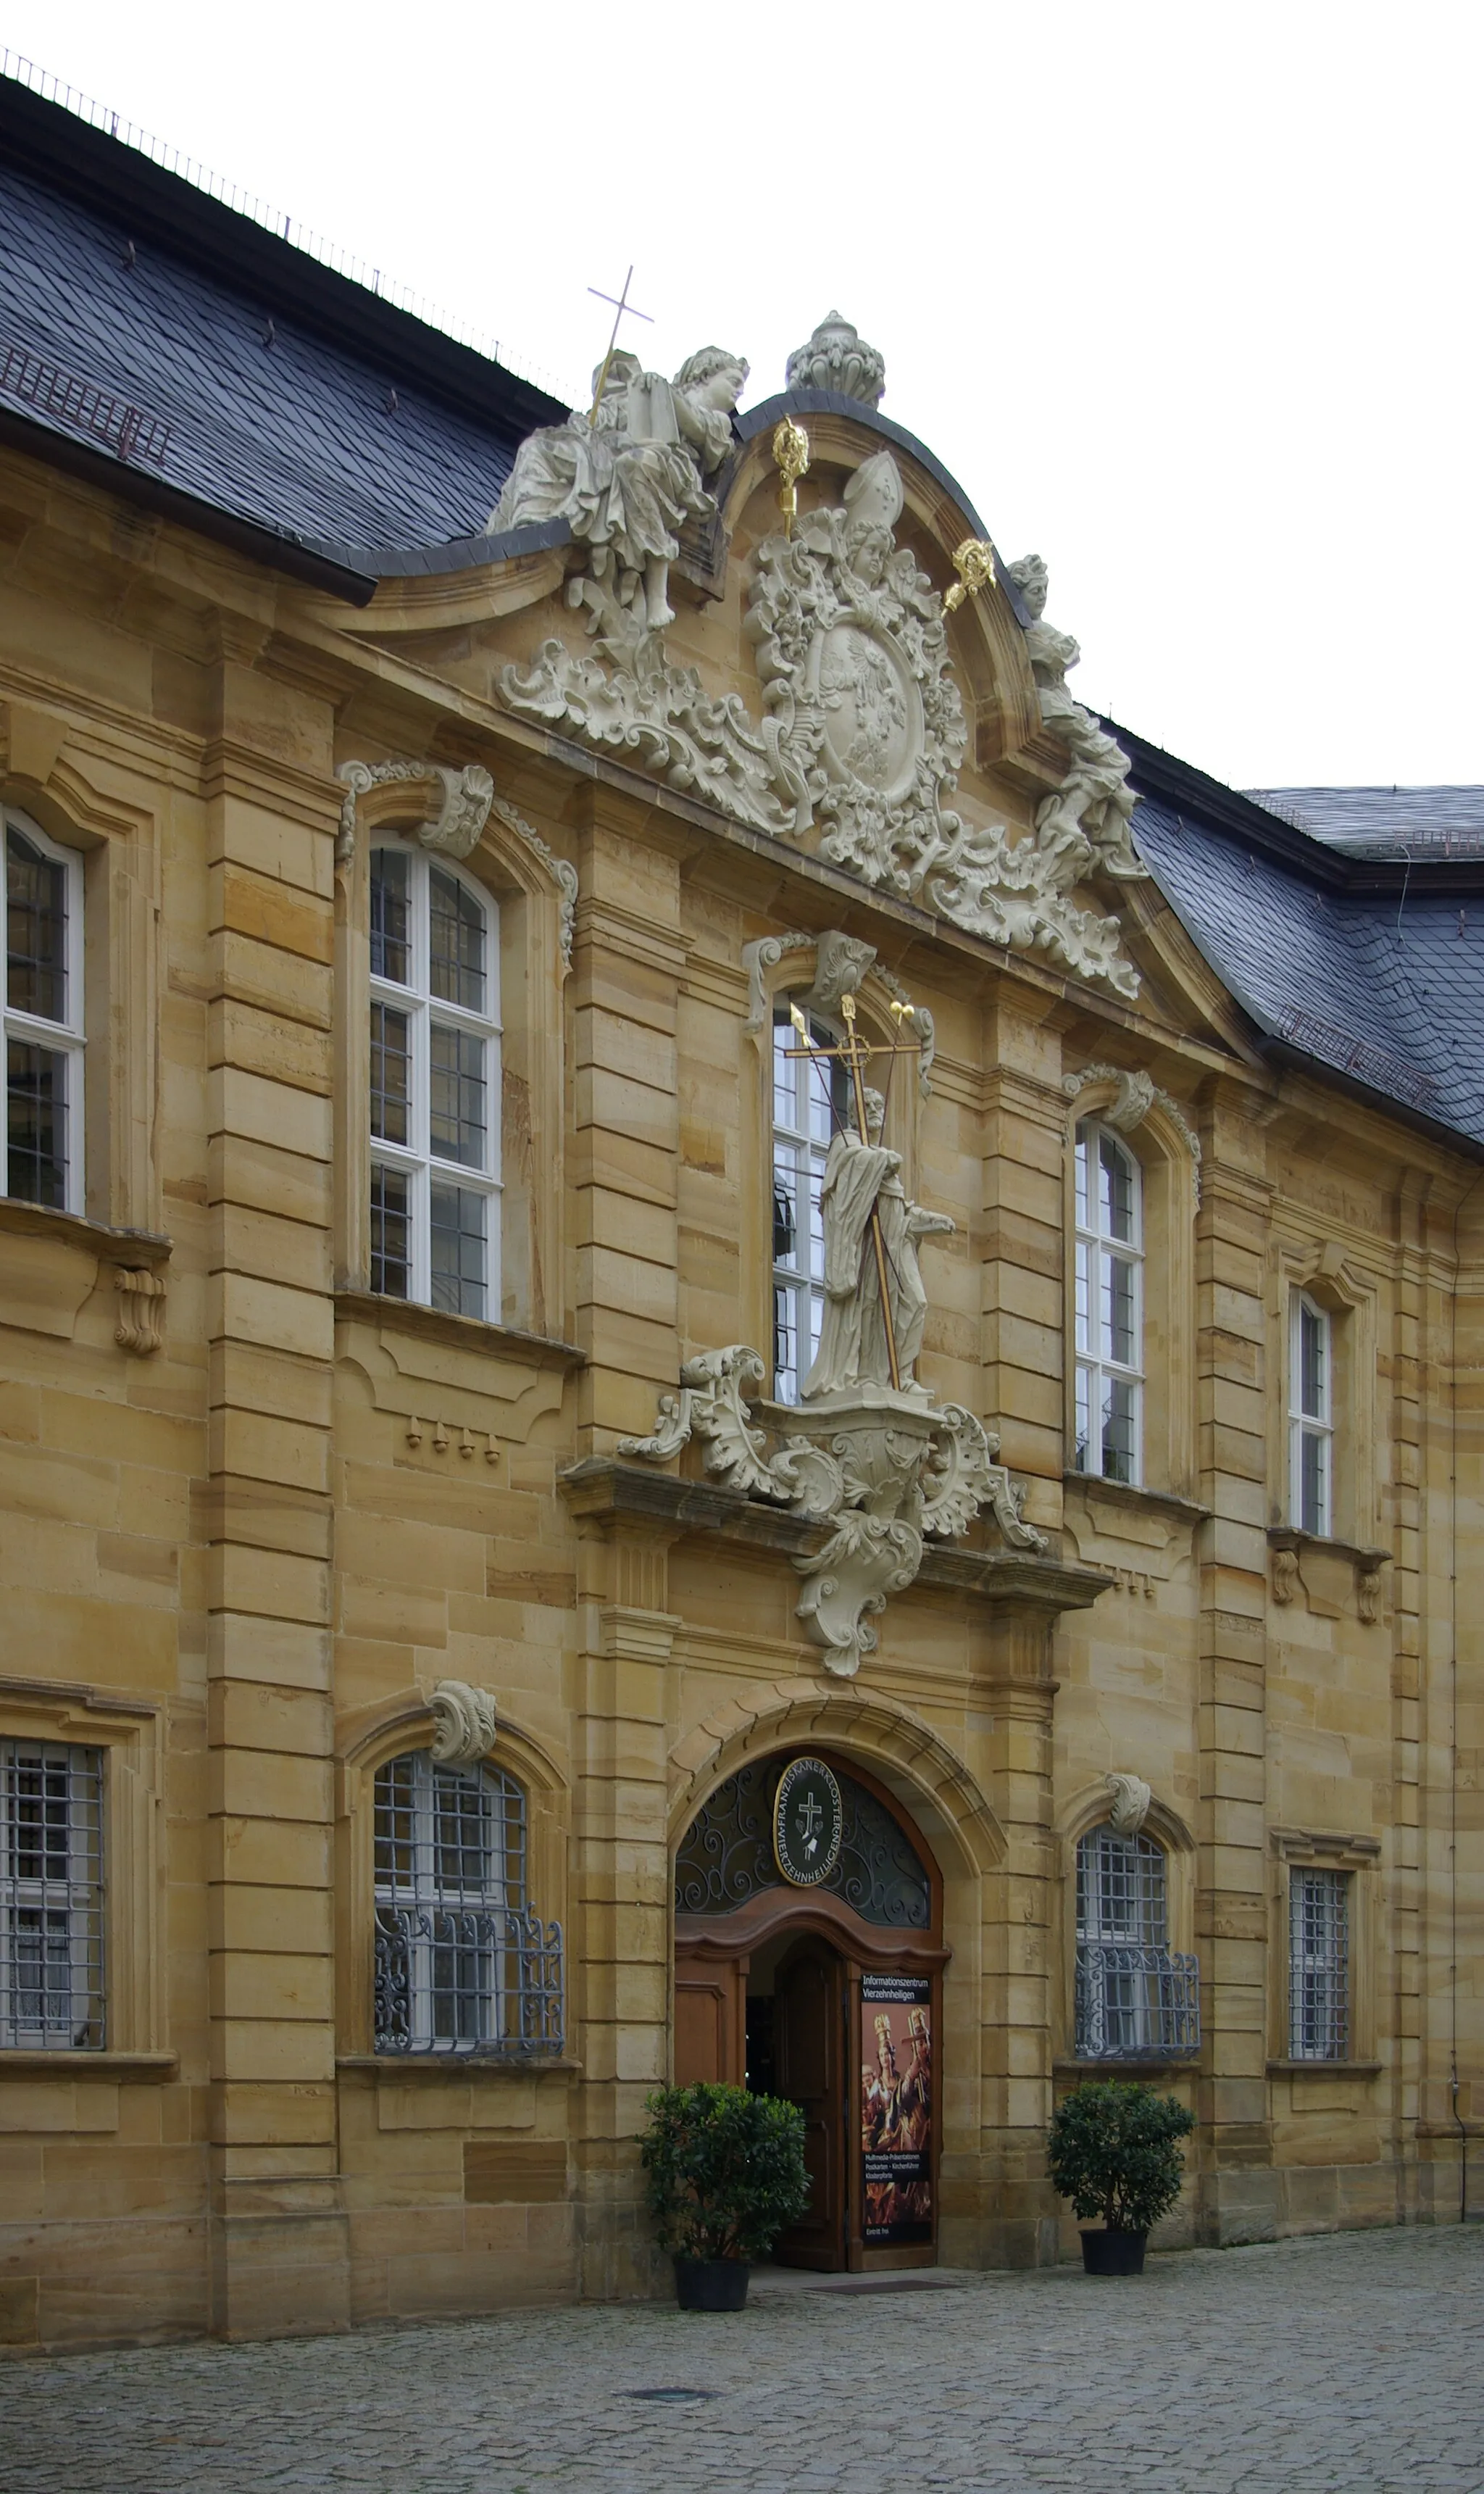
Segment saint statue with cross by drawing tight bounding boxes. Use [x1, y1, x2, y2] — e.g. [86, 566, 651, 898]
[788, 994, 955, 1400]
[488, 270, 749, 634]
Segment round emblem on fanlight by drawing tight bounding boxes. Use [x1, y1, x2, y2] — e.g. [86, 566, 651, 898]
[773, 1756, 843, 1889]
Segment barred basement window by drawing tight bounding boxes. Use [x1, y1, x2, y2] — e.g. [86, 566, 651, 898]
[369, 842, 501, 1319]
[0, 1740, 104, 2050]
[4, 815, 85, 1215]
[1288, 1867, 1349, 2060]
[772, 1006, 849, 1402]
[1289, 1292, 1333, 1537]
[1073, 1119, 1143, 1485]
[1075, 1824, 1199, 2061]
[372, 1750, 562, 2057]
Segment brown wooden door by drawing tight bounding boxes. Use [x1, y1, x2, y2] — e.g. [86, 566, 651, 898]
[772, 1939, 846, 2270]
[672, 1946, 746, 2086]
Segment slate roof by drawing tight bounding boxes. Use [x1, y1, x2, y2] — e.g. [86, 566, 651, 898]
[0, 72, 566, 597]
[1124, 739, 1484, 1152]
[3, 75, 1481, 1157]
[1249, 786, 1484, 858]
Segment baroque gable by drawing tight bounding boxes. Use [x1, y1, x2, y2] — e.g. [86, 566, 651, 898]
[486, 331, 1148, 1001]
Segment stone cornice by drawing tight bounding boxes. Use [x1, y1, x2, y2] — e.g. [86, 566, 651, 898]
[333, 1290, 584, 1371]
[559, 1458, 1109, 1617]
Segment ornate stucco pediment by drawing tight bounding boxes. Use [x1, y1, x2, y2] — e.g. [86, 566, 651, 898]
[495, 376, 1144, 998]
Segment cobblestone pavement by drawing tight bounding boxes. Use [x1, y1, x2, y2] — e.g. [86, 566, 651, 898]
[3, 2226, 1481, 2494]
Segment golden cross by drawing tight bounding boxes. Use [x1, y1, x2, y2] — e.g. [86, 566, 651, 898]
[585, 267, 654, 427]
[786, 992, 921, 1391]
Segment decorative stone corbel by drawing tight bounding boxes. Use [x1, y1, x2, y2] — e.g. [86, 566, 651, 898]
[1272, 1543, 1300, 1605]
[741, 928, 935, 1094]
[114, 1268, 166, 1356]
[1063, 1063, 1202, 1206]
[1106, 1772, 1152, 1836]
[428, 1680, 498, 1766]
[335, 760, 495, 865]
[620, 1349, 1044, 1677]
[1356, 1560, 1384, 1624]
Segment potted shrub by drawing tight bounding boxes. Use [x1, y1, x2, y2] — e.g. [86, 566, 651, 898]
[639, 2080, 811, 2310]
[1046, 2079, 1195, 2274]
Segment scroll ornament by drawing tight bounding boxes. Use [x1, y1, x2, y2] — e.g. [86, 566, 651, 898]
[499, 446, 1142, 1000]
[334, 765, 577, 970]
[114, 1267, 165, 1356]
[428, 1680, 499, 1766]
[1105, 1772, 1153, 1837]
[619, 1347, 1045, 1679]
[1063, 1063, 1202, 1206]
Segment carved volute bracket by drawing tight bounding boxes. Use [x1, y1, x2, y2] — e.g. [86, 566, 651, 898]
[335, 762, 577, 972]
[1267, 1527, 1388, 1621]
[114, 1268, 166, 1356]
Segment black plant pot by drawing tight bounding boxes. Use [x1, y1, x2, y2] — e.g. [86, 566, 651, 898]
[674, 2254, 750, 2311]
[1080, 2227, 1148, 2276]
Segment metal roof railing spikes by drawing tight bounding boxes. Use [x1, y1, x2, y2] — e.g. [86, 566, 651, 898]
[0, 48, 578, 407]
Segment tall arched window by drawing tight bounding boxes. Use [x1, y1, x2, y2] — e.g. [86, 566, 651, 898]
[1075, 1823, 1198, 2061]
[1288, 1290, 1333, 1535]
[1073, 1118, 1143, 1484]
[772, 1005, 848, 1402]
[369, 842, 501, 1320]
[372, 1750, 562, 2057]
[4, 815, 85, 1215]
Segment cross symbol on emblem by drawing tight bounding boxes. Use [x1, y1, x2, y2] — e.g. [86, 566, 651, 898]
[796, 1792, 822, 1853]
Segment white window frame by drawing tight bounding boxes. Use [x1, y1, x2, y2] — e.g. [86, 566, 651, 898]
[771, 1005, 845, 1404]
[1288, 1290, 1333, 1536]
[3, 810, 86, 1216]
[1073, 1117, 1144, 1486]
[369, 840, 501, 1321]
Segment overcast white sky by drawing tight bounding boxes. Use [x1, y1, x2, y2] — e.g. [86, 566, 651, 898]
[6, 1, 1481, 791]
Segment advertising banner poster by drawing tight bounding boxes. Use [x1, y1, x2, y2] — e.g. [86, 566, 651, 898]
[859, 1973, 933, 2245]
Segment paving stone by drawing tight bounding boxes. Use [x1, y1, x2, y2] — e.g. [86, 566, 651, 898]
[1, 2228, 1480, 2494]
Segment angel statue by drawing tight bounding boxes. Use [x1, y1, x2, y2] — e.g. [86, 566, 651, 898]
[804, 1087, 954, 1400]
[1009, 554, 1146, 886]
[488, 345, 749, 633]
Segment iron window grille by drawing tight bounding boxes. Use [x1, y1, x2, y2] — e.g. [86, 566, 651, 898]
[1075, 1825, 1199, 2061]
[1288, 1867, 1349, 2060]
[771, 1007, 849, 1404]
[1289, 1292, 1333, 1537]
[4, 814, 86, 1215]
[369, 841, 501, 1321]
[372, 1751, 563, 2058]
[1072, 1119, 1143, 1486]
[0, 1740, 105, 2050]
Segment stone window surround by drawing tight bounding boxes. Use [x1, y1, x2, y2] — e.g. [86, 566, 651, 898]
[334, 1697, 570, 2063]
[1267, 1236, 1380, 1552]
[0, 1677, 167, 2074]
[1051, 1783, 1198, 2070]
[333, 775, 570, 1343]
[2, 807, 86, 1218]
[1070, 1113, 1145, 1488]
[0, 747, 162, 1242]
[1062, 1072, 1199, 1501]
[1267, 1826, 1380, 2076]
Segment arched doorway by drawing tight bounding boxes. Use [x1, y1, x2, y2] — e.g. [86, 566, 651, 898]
[672, 1750, 946, 2272]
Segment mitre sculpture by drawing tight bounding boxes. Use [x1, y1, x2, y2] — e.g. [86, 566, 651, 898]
[488, 344, 749, 634]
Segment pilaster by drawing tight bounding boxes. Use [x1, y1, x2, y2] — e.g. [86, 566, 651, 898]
[202, 626, 346, 2336]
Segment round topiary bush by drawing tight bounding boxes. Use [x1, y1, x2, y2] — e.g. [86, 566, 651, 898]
[639, 2081, 811, 2262]
[1046, 2079, 1195, 2235]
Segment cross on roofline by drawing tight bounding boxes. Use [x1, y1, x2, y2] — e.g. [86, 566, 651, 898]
[585, 267, 653, 426]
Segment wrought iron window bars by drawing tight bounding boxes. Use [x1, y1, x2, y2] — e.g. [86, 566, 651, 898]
[0, 1739, 104, 2050]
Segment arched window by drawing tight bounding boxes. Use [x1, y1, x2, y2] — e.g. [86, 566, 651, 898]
[3, 815, 85, 1214]
[772, 1005, 848, 1402]
[369, 842, 501, 1320]
[1075, 1824, 1198, 2061]
[1288, 1290, 1333, 1535]
[372, 1751, 562, 2057]
[1073, 1118, 1143, 1484]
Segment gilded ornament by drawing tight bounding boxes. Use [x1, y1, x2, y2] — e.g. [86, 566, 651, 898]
[772, 416, 811, 538]
[943, 536, 996, 615]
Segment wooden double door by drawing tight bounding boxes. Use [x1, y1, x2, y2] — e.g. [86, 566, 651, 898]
[674, 1910, 942, 2272]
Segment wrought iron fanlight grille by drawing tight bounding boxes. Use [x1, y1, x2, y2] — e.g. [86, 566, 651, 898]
[675, 1758, 930, 1929]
